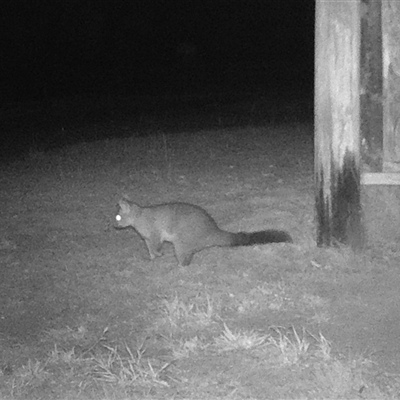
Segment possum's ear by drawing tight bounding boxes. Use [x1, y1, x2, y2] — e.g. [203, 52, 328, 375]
[118, 194, 132, 206]
[118, 198, 131, 212]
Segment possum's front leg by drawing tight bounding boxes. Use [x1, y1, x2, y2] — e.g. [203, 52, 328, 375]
[144, 234, 163, 260]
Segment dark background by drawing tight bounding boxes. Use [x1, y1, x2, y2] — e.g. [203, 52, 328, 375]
[1, 0, 314, 157]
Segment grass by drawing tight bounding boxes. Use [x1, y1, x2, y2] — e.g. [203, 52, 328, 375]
[1, 103, 400, 398]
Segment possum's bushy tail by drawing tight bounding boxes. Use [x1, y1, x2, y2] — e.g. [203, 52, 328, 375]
[230, 230, 292, 247]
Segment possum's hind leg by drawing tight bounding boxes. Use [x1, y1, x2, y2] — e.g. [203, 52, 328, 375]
[173, 241, 195, 266]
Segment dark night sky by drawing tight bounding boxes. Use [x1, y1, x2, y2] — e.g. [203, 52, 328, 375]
[0, 0, 314, 101]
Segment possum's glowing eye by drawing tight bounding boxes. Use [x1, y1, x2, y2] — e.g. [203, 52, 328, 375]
[116, 215, 121, 221]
